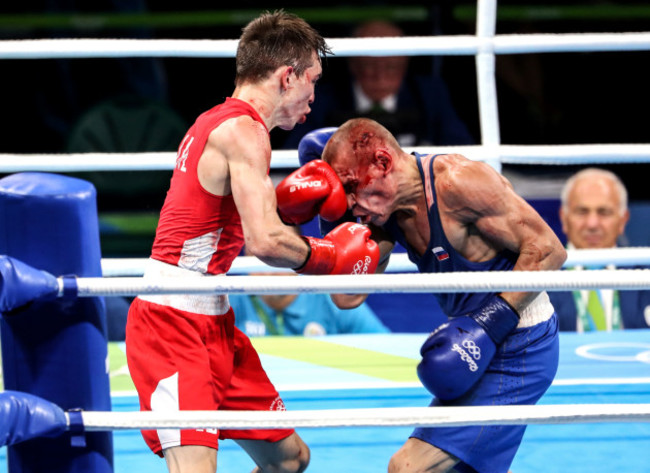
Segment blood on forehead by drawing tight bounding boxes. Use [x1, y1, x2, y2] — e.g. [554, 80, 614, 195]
[352, 131, 375, 150]
[328, 122, 379, 173]
[350, 129, 378, 165]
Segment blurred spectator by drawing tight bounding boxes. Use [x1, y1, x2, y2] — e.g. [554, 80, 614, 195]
[230, 226, 389, 337]
[560, 168, 629, 250]
[279, 19, 474, 149]
[548, 168, 650, 331]
[2, 0, 168, 154]
[229, 289, 389, 337]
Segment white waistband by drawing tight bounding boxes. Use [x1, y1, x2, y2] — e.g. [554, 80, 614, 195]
[518, 291, 554, 328]
[138, 258, 230, 316]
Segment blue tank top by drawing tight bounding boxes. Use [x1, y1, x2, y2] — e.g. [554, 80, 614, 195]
[384, 153, 518, 317]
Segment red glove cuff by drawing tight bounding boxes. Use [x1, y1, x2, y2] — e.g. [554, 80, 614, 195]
[293, 237, 336, 274]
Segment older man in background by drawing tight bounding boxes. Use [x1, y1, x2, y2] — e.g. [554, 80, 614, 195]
[549, 167, 650, 331]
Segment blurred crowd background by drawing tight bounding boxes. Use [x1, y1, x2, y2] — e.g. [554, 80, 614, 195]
[1, 0, 649, 257]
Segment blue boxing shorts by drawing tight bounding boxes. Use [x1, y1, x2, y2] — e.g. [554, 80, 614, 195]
[411, 312, 559, 473]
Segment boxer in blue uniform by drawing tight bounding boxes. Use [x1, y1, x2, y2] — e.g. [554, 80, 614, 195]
[388, 152, 560, 473]
[280, 119, 567, 473]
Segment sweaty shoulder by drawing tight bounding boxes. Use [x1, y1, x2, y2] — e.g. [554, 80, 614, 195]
[433, 154, 509, 211]
[432, 153, 470, 173]
[432, 153, 474, 193]
[210, 115, 271, 164]
[198, 114, 270, 196]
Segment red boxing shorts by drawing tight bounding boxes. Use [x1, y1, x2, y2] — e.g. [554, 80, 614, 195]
[126, 297, 293, 456]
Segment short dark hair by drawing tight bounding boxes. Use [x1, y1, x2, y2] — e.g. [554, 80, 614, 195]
[235, 10, 331, 86]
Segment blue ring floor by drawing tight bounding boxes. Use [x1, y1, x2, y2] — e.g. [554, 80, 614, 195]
[2, 330, 650, 472]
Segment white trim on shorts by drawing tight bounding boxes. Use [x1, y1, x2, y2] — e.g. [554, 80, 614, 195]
[518, 291, 554, 328]
[138, 258, 230, 316]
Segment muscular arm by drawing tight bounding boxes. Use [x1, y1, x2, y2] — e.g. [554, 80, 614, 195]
[200, 116, 309, 269]
[434, 154, 567, 313]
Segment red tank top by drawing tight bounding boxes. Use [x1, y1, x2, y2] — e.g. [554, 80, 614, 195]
[151, 98, 268, 275]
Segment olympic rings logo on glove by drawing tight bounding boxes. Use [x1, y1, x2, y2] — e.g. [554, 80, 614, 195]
[462, 339, 481, 360]
[352, 256, 373, 274]
[452, 343, 479, 372]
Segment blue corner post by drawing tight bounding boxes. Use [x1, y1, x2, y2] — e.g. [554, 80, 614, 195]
[0, 172, 113, 473]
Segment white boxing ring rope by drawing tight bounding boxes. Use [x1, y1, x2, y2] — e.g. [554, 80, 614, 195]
[50, 265, 650, 433]
[100, 247, 650, 277]
[4, 0, 650, 439]
[4, 143, 650, 173]
[56, 265, 650, 433]
[74, 404, 650, 432]
[2, 32, 650, 59]
[1, 25, 650, 171]
[60, 269, 650, 298]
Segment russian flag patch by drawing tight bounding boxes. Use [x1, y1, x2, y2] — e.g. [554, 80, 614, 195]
[433, 246, 449, 261]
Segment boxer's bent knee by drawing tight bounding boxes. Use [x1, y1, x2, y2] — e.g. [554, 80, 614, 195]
[163, 445, 216, 473]
[236, 433, 310, 473]
[388, 438, 458, 473]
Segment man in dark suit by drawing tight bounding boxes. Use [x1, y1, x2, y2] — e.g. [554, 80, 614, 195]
[280, 20, 475, 149]
[549, 168, 650, 331]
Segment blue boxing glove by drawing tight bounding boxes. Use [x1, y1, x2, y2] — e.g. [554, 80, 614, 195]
[416, 295, 520, 401]
[298, 127, 338, 166]
[0, 390, 67, 446]
[0, 256, 60, 314]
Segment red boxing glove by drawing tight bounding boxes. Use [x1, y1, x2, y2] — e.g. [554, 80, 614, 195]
[276, 160, 347, 225]
[295, 222, 380, 275]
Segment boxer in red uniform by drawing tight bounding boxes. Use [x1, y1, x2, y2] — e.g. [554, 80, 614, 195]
[125, 11, 378, 473]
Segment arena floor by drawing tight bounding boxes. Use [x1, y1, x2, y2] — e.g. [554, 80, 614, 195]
[2, 330, 650, 472]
